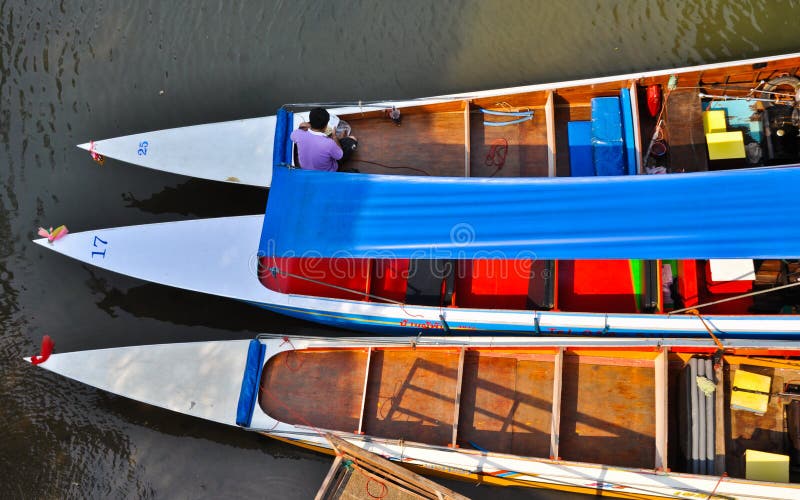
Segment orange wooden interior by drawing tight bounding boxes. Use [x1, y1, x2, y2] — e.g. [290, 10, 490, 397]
[259, 346, 800, 480]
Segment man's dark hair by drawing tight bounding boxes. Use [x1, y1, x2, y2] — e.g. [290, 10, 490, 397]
[309, 108, 330, 130]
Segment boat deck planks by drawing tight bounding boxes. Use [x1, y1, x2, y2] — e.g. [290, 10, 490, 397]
[468, 106, 549, 178]
[559, 356, 656, 468]
[348, 112, 466, 177]
[262, 347, 664, 469]
[363, 349, 460, 446]
[346, 107, 551, 179]
[459, 351, 554, 456]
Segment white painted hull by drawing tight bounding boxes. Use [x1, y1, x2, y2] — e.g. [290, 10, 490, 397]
[28, 335, 800, 499]
[80, 52, 800, 187]
[78, 116, 286, 187]
[33, 218, 800, 339]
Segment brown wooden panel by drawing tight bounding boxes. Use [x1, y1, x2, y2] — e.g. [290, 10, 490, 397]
[559, 355, 656, 468]
[458, 351, 517, 452]
[469, 108, 549, 178]
[458, 351, 553, 457]
[345, 112, 465, 177]
[259, 350, 367, 432]
[512, 358, 555, 457]
[363, 349, 460, 446]
[663, 89, 708, 173]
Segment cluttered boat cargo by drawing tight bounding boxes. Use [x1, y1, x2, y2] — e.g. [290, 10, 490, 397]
[27, 334, 800, 499]
[82, 52, 800, 185]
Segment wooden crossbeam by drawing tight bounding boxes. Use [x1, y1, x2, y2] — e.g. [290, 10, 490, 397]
[549, 347, 564, 459]
[714, 360, 726, 475]
[654, 347, 669, 470]
[357, 347, 372, 434]
[545, 91, 556, 177]
[314, 454, 343, 500]
[463, 100, 471, 177]
[451, 347, 466, 447]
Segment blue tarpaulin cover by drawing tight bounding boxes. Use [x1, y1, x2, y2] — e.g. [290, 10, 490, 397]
[235, 339, 266, 427]
[260, 166, 800, 260]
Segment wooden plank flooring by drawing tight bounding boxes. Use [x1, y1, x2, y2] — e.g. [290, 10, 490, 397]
[261, 347, 660, 471]
[458, 351, 553, 456]
[558, 355, 656, 468]
[363, 349, 461, 446]
[342, 108, 551, 179]
[469, 108, 549, 178]
[347, 112, 466, 177]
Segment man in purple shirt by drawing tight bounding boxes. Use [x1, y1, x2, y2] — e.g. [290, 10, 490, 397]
[291, 108, 357, 171]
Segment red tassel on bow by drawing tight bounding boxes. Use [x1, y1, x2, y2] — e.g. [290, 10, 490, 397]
[31, 335, 54, 365]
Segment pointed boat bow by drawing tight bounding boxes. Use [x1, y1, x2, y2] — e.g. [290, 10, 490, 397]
[27, 340, 252, 426]
[78, 116, 279, 187]
[32, 215, 271, 303]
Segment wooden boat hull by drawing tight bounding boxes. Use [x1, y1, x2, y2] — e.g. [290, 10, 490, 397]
[33, 217, 800, 339]
[27, 334, 800, 499]
[80, 52, 800, 186]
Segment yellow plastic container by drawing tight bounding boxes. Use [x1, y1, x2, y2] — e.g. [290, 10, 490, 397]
[730, 369, 771, 415]
[706, 131, 746, 160]
[745, 449, 789, 483]
[703, 110, 727, 134]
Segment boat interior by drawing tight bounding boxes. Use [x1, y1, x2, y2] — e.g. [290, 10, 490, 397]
[258, 256, 800, 316]
[328, 56, 800, 178]
[266, 57, 800, 317]
[259, 344, 800, 482]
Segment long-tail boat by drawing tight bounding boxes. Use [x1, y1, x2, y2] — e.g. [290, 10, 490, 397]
[35, 165, 800, 338]
[80, 52, 800, 185]
[27, 334, 800, 499]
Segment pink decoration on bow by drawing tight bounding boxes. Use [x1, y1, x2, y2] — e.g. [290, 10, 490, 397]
[38, 225, 69, 243]
[89, 141, 105, 165]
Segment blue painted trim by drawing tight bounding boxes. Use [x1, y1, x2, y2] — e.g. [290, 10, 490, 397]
[235, 339, 266, 427]
[245, 302, 800, 340]
[272, 108, 294, 168]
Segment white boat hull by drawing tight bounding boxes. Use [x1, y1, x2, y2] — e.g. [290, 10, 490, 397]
[33, 217, 800, 339]
[28, 335, 800, 499]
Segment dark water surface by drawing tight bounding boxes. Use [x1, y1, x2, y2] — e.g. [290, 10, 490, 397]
[2, 1, 799, 497]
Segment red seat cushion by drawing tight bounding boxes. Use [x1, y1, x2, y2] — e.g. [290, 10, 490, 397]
[455, 260, 532, 309]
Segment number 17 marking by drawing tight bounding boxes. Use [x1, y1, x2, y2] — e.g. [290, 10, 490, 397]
[91, 235, 108, 258]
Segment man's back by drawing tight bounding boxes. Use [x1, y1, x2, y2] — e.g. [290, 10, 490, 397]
[291, 129, 342, 171]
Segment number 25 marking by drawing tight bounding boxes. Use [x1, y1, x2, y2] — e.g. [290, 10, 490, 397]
[137, 140, 149, 156]
[91, 235, 108, 258]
